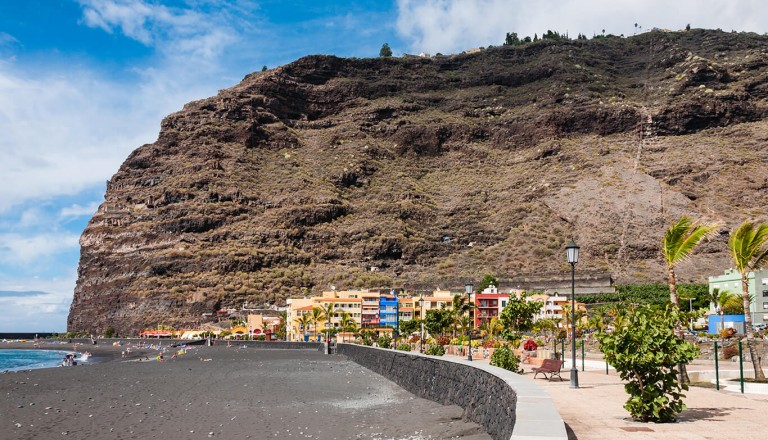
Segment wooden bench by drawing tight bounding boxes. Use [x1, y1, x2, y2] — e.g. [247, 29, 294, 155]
[532, 358, 564, 381]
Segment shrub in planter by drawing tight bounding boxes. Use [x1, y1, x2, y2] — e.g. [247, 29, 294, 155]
[490, 346, 523, 373]
[523, 339, 538, 351]
[436, 335, 450, 345]
[409, 335, 420, 344]
[482, 339, 498, 349]
[361, 336, 373, 346]
[377, 334, 392, 349]
[396, 343, 412, 351]
[720, 328, 736, 339]
[425, 344, 445, 356]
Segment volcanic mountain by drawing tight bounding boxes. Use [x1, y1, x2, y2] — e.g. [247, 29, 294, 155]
[68, 29, 768, 334]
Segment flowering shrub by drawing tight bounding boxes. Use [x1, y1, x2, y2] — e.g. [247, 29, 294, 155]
[409, 335, 421, 343]
[482, 339, 497, 349]
[436, 335, 450, 346]
[523, 339, 538, 351]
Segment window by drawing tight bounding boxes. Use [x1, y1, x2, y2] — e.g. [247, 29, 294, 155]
[764, 302, 768, 310]
[763, 290, 768, 297]
[501, 300, 507, 307]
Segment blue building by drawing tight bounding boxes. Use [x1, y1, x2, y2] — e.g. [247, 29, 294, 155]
[379, 292, 398, 330]
[708, 314, 746, 334]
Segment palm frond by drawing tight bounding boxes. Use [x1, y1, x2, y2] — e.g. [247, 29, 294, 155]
[729, 221, 768, 272]
[663, 216, 718, 265]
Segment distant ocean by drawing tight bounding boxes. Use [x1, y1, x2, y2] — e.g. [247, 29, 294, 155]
[0, 350, 74, 372]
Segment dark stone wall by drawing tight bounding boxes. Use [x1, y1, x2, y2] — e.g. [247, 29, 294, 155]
[337, 344, 515, 440]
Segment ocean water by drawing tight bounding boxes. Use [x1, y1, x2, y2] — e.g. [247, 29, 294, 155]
[0, 350, 78, 372]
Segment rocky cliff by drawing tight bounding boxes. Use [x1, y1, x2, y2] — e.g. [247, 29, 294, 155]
[68, 29, 768, 334]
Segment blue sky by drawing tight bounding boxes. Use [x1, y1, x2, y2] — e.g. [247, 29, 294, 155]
[1, 0, 765, 332]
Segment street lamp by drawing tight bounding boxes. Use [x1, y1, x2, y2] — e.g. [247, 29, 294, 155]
[566, 240, 580, 389]
[465, 281, 474, 361]
[417, 296, 425, 353]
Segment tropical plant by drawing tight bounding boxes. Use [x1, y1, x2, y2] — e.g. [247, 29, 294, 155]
[377, 334, 392, 349]
[450, 294, 470, 337]
[662, 216, 717, 308]
[662, 216, 716, 384]
[320, 303, 336, 339]
[480, 316, 504, 338]
[295, 314, 312, 339]
[499, 292, 543, 334]
[425, 344, 445, 356]
[424, 308, 453, 336]
[560, 303, 587, 339]
[399, 319, 420, 336]
[311, 307, 324, 340]
[597, 305, 699, 422]
[728, 220, 768, 380]
[490, 346, 523, 373]
[276, 311, 287, 340]
[103, 326, 116, 338]
[709, 288, 737, 330]
[395, 343, 412, 351]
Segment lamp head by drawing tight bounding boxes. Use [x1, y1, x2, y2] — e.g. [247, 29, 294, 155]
[465, 282, 473, 295]
[566, 240, 580, 264]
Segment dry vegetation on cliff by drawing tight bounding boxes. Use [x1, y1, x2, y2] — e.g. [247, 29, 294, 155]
[69, 29, 768, 334]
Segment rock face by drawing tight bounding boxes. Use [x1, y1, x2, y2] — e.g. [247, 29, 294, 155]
[69, 30, 768, 334]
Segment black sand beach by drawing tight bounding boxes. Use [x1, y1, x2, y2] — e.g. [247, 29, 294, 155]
[1, 341, 490, 439]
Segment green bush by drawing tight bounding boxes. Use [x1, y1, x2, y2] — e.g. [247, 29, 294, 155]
[425, 344, 445, 356]
[489, 346, 523, 373]
[103, 326, 116, 338]
[396, 343, 412, 351]
[377, 334, 392, 349]
[597, 305, 699, 422]
[361, 336, 373, 346]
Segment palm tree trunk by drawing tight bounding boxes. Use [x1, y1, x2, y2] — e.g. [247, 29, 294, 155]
[742, 276, 766, 380]
[668, 266, 679, 308]
[668, 266, 690, 383]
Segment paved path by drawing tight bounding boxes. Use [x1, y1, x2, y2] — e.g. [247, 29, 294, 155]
[522, 364, 768, 440]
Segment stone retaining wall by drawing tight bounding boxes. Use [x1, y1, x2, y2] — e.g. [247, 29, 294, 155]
[337, 344, 567, 440]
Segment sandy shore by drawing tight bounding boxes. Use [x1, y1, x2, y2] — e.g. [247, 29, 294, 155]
[1, 341, 490, 440]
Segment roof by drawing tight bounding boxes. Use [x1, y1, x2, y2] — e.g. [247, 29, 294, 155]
[316, 298, 362, 303]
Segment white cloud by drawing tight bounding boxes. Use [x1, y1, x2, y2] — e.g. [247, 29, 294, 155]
[395, 0, 768, 55]
[78, 0, 243, 60]
[60, 201, 101, 218]
[0, 65, 159, 212]
[0, 275, 76, 332]
[0, 233, 80, 265]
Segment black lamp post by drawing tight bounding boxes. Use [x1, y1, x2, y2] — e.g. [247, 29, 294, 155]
[465, 281, 474, 361]
[417, 296, 424, 353]
[566, 240, 580, 389]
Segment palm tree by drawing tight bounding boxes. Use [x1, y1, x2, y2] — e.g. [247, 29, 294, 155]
[277, 311, 288, 340]
[294, 314, 312, 341]
[663, 216, 717, 307]
[311, 307, 324, 341]
[339, 311, 357, 343]
[560, 304, 587, 339]
[728, 220, 768, 380]
[320, 303, 336, 340]
[450, 294, 469, 337]
[708, 288, 735, 332]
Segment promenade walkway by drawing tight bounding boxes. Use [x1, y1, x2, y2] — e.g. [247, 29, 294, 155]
[445, 353, 768, 439]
